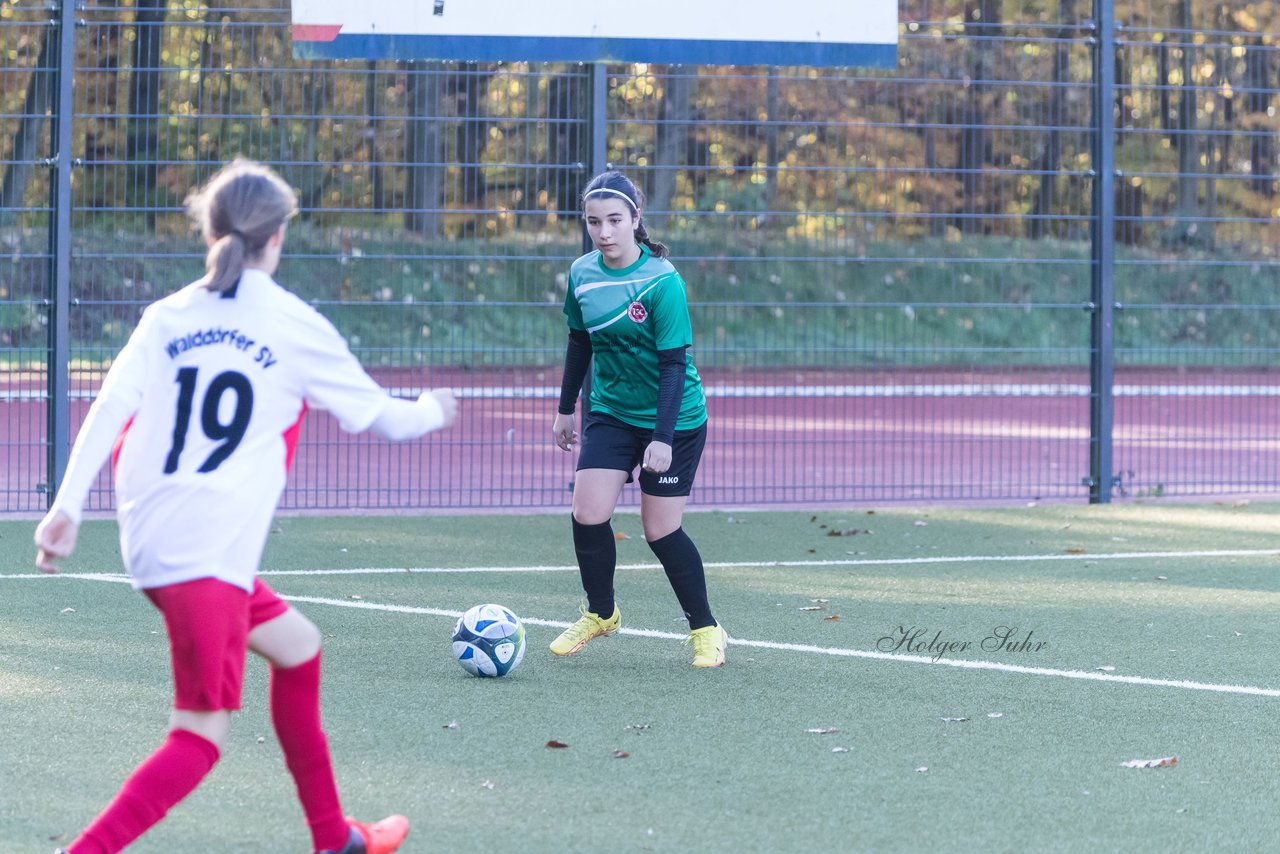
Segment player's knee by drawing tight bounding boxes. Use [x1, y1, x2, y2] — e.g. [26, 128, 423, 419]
[251, 608, 323, 668]
[172, 709, 231, 750]
[290, 615, 323, 662]
[572, 507, 612, 527]
[644, 521, 680, 544]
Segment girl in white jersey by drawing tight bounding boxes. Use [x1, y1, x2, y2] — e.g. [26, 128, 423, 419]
[550, 170, 727, 668]
[33, 159, 455, 854]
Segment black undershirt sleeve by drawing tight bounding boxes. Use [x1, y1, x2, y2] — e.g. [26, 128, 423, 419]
[558, 329, 593, 415]
[653, 346, 688, 445]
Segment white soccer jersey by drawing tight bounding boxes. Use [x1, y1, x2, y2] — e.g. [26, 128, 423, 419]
[52, 269, 410, 592]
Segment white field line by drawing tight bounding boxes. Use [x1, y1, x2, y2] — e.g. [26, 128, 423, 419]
[7, 548, 1280, 699]
[278, 594, 1280, 699]
[211, 546, 1280, 574]
[6, 545, 1280, 582]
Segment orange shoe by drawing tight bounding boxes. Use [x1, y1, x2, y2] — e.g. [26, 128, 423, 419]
[323, 815, 410, 854]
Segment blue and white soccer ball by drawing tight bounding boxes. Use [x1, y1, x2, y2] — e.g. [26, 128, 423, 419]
[451, 603, 526, 678]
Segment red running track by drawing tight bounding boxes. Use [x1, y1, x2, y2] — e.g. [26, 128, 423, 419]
[3, 367, 1278, 512]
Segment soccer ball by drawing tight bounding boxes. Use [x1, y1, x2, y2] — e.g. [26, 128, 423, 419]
[451, 603, 526, 678]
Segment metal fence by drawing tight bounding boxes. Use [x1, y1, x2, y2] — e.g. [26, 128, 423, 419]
[3, 0, 1279, 512]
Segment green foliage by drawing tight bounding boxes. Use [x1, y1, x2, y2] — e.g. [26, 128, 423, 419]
[9, 224, 1279, 370]
[7, 1, 1280, 370]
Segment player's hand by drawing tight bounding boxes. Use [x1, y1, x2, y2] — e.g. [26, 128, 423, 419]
[34, 509, 79, 574]
[429, 388, 458, 428]
[642, 440, 672, 474]
[552, 412, 577, 451]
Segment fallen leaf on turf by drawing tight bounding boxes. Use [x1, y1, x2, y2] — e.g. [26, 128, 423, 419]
[832, 746, 850, 753]
[806, 727, 839, 735]
[614, 531, 630, 540]
[1121, 756, 1177, 769]
[481, 780, 495, 789]
[1064, 548, 1087, 555]
[443, 720, 460, 730]
[546, 740, 570, 749]
[824, 614, 841, 621]
[611, 750, 630, 759]
[941, 717, 969, 723]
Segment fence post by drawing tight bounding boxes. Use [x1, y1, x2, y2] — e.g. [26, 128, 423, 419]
[573, 63, 610, 421]
[1088, 0, 1116, 503]
[45, 0, 77, 507]
[580, 61, 608, 255]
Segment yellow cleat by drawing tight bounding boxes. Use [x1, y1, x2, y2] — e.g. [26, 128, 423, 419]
[686, 623, 728, 667]
[549, 603, 621, 656]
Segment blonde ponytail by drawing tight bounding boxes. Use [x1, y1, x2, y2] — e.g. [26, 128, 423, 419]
[186, 159, 298, 293]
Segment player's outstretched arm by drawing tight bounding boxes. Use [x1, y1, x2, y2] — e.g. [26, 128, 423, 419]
[32, 337, 145, 573]
[368, 388, 458, 440]
[34, 510, 79, 574]
[428, 388, 458, 427]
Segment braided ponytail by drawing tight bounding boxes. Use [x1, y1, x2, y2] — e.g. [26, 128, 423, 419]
[634, 218, 669, 259]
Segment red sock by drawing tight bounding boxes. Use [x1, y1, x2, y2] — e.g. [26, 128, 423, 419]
[271, 653, 349, 851]
[68, 728, 219, 854]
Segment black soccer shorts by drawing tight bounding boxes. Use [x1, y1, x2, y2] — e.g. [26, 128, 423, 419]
[575, 411, 707, 498]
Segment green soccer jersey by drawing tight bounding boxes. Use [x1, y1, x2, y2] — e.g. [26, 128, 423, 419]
[564, 246, 707, 431]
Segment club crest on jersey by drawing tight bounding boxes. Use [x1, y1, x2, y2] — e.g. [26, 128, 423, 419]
[627, 301, 648, 323]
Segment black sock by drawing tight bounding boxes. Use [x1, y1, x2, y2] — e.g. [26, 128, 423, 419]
[572, 517, 616, 617]
[648, 527, 714, 629]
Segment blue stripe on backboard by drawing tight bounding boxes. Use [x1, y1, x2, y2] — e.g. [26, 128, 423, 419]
[292, 33, 897, 68]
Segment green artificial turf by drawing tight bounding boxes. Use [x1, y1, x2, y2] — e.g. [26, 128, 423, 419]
[3, 502, 1280, 852]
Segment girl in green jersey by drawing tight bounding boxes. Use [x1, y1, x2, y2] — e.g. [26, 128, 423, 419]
[550, 170, 727, 668]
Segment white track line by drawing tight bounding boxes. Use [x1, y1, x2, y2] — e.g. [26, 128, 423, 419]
[12, 383, 1280, 402]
